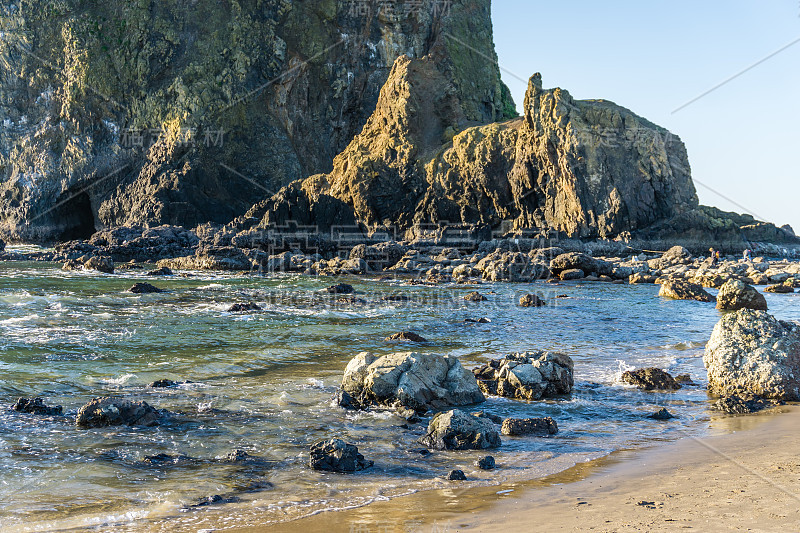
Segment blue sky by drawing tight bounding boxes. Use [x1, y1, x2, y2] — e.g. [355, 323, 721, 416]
[492, 1, 800, 232]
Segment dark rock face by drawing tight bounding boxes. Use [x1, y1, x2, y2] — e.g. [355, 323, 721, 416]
[419, 409, 501, 450]
[385, 332, 428, 343]
[75, 397, 161, 428]
[716, 280, 768, 311]
[1, 1, 514, 242]
[129, 282, 164, 294]
[12, 397, 63, 416]
[473, 352, 574, 400]
[621, 368, 681, 391]
[500, 417, 558, 436]
[308, 439, 373, 473]
[658, 280, 715, 303]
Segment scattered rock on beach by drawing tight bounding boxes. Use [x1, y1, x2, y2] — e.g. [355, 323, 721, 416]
[76, 397, 162, 428]
[341, 352, 485, 412]
[128, 282, 164, 294]
[658, 280, 715, 303]
[501, 417, 558, 436]
[447, 469, 467, 481]
[309, 439, 373, 473]
[621, 368, 681, 391]
[12, 397, 63, 416]
[472, 352, 574, 400]
[419, 409, 501, 450]
[716, 279, 767, 311]
[519, 293, 546, 307]
[385, 332, 428, 343]
[704, 309, 800, 400]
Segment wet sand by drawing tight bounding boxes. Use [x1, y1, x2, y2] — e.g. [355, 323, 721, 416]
[238, 406, 800, 533]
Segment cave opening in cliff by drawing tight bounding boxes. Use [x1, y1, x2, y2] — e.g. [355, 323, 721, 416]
[54, 191, 97, 241]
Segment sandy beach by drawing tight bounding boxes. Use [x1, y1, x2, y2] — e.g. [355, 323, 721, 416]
[254, 406, 800, 533]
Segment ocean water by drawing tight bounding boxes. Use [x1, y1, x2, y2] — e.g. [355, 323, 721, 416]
[1, 260, 798, 532]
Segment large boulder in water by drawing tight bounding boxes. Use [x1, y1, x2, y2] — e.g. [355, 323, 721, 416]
[76, 397, 162, 428]
[308, 439, 373, 473]
[658, 280, 715, 303]
[472, 352, 574, 400]
[716, 279, 767, 311]
[704, 310, 800, 401]
[419, 409, 501, 450]
[341, 352, 485, 412]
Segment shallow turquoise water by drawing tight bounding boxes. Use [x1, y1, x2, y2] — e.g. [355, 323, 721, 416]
[1, 260, 798, 531]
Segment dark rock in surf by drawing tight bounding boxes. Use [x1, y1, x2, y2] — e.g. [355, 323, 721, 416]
[447, 469, 467, 481]
[147, 379, 178, 388]
[385, 332, 428, 343]
[228, 302, 262, 312]
[308, 439, 373, 473]
[464, 291, 487, 302]
[501, 417, 558, 436]
[12, 397, 63, 416]
[75, 396, 162, 428]
[621, 368, 681, 391]
[648, 408, 675, 420]
[476, 456, 496, 470]
[128, 282, 164, 294]
[326, 283, 354, 294]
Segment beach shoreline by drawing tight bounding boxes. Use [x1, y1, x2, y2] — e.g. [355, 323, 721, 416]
[239, 406, 800, 533]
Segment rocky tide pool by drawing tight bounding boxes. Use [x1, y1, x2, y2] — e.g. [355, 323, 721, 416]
[2, 258, 799, 532]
